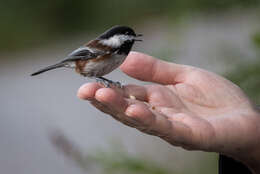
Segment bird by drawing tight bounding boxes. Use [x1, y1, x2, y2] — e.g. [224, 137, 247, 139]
[31, 25, 142, 88]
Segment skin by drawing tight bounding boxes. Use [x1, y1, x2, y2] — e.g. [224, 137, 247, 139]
[77, 52, 260, 173]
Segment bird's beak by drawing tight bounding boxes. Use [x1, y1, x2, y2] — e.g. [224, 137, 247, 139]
[134, 34, 143, 41]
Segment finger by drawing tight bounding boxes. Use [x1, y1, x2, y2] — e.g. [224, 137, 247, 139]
[91, 87, 152, 128]
[87, 87, 143, 125]
[120, 51, 187, 85]
[91, 88, 147, 127]
[77, 83, 138, 125]
[90, 99, 140, 128]
[77, 83, 102, 100]
[94, 87, 128, 113]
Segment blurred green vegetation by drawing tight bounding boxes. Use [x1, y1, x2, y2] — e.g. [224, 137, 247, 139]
[90, 150, 171, 174]
[1, 0, 260, 51]
[225, 32, 260, 104]
[252, 31, 260, 50]
[226, 60, 260, 104]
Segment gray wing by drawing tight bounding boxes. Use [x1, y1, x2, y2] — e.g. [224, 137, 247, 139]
[61, 47, 105, 63]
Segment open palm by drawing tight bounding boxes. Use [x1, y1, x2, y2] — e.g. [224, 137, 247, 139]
[78, 52, 260, 170]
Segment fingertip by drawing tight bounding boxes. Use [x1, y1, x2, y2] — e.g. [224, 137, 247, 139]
[120, 51, 150, 72]
[125, 104, 144, 118]
[95, 88, 117, 103]
[77, 83, 102, 100]
[125, 103, 152, 121]
[120, 51, 157, 82]
[95, 88, 129, 113]
[128, 51, 145, 58]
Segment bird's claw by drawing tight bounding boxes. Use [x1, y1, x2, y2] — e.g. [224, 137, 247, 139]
[114, 81, 123, 89]
[95, 77, 123, 89]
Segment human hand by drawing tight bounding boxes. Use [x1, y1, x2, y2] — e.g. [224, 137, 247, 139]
[77, 52, 260, 173]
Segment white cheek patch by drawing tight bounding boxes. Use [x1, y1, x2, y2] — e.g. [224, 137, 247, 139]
[100, 35, 134, 48]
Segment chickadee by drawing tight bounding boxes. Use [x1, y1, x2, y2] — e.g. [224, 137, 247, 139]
[31, 25, 142, 87]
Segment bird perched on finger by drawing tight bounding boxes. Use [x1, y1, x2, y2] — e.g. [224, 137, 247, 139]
[31, 25, 142, 88]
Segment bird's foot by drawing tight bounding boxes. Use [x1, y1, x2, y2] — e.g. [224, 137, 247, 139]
[95, 78, 111, 88]
[95, 77, 123, 89]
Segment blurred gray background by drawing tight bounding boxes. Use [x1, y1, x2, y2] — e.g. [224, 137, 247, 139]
[1, 1, 260, 174]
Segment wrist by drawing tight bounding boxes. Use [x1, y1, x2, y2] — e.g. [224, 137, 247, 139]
[238, 148, 260, 174]
[233, 107, 260, 174]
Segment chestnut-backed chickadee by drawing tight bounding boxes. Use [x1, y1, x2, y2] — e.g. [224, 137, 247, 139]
[31, 25, 142, 87]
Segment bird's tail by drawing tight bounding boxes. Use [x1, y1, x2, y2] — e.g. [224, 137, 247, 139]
[31, 62, 65, 76]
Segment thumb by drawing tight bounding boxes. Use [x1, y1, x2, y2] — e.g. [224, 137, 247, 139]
[120, 52, 187, 85]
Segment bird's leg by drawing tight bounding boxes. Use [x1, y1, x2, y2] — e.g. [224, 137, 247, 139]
[95, 77, 123, 88]
[95, 77, 111, 88]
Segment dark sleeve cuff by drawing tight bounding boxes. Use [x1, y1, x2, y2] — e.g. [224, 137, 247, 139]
[219, 154, 252, 174]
